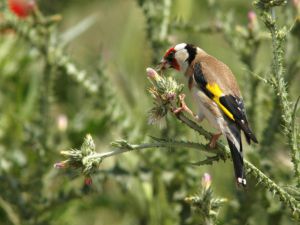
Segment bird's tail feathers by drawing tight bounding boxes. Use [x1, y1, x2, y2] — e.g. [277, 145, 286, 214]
[227, 137, 246, 186]
[238, 121, 258, 145]
[226, 122, 246, 187]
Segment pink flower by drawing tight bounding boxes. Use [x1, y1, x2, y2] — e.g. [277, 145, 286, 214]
[84, 177, 93, 186]
[247, 11, 258, 31]
[53, 160, 68, 169]
[146, 67, 157, 78]
[248, 11, 256, 22]
[293, 0, 300, 12]
[293, 0, 300, 6]
[146, 67, 161, 81]
[8, 0, 35, 19]
[57, 114, 68, 132]
[201, 173, 212, 190]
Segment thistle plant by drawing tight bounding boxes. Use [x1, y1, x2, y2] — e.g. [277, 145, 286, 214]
[137, 0, 172, 61]
[56, 68, 300, 220]
[1, 0, 300, 224]
[185, 173, 227, 225]
[147, 67, 184, 124]
[54, 134, 101, 185]
[0, 2, 136, 224]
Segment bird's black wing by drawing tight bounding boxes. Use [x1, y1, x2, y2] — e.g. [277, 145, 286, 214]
[193, 62, 258, 144]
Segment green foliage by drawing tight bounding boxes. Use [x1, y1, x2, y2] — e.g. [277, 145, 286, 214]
[185, 173, 227, 225]
[0, 0, 300, 225]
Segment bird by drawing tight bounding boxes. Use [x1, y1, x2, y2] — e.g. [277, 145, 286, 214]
[158, 43, 258, 186]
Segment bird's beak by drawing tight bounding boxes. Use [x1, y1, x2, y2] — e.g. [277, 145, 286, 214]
[156, 59, 168, 73]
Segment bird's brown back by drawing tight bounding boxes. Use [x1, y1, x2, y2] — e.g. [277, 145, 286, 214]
[185, 50, 241, 97]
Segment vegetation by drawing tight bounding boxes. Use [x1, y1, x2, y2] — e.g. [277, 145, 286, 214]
[0, 0, 299, 224]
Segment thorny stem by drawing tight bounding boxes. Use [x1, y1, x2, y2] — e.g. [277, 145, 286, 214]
[0, 197, 20, 225]
[86, 140, 213, 162]
[130, 66, 300, 216]
[159, 0, 171, 40]
[175, 113, 300, 217]
[82, 110, 300, 217]
[256, 3, 300, 186]
[171, 21, 224, 34]
[38, 61, 52, 152]
[39, 24, 54, 149]
[0, 15, 99, 93]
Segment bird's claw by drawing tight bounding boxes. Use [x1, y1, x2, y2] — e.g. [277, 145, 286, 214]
[208, 133, 222, 149]
[172, 94, 195, 117]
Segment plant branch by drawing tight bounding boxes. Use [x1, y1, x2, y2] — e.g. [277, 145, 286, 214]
[0, 197, 21, 225]
[171, 21, 223, 34]
[57, 128, 300, 217]
[173, 110, 300, 216]
[159, 0, 172, 40]
[56, 68, 300, 218]
[255, 0, 300, 186]
[86, 138, 215, 160]
[0, 13, 99, 93]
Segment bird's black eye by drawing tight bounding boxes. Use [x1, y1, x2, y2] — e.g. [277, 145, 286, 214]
[165, 51, 175, 62]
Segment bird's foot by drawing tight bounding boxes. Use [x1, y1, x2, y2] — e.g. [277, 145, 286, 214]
[209, 133, 222, 149]
[172, 94, 195, 118]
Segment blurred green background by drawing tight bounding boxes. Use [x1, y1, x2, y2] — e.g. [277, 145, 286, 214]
[0, 0, 300, 224]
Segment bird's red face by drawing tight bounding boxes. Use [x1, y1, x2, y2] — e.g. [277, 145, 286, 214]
[159, 47, 180, 71]
[158, 43, 193, 73]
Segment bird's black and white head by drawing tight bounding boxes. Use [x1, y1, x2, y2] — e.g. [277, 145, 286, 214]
[159, 43, 198, 74]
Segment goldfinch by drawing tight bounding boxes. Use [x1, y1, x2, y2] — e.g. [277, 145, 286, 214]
[159, 43, 258, 186]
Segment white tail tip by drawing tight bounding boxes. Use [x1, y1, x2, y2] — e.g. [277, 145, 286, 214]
[237, 177, 247, 186]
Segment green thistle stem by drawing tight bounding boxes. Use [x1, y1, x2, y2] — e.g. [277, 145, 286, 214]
[175, 113, 300, 216]
[255, 1, 300, 186]
[159, 0, 171, 40]
[87, 139, 211, 162]
[74, 110, 300, 218]
[0, 15, 99, 93]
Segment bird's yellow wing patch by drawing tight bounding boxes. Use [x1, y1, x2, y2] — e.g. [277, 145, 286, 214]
[206, 83, 235, 121]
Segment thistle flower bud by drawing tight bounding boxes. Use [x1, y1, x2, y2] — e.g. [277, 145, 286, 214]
[247, 11, 258, 32]
[248, 11, 256, 22]
[146, 67, 161, 81]
[294, 0, 300, 7]
[84, 176, 93, 186]
[293, 0, 300, 13]
[54, 134, 101, 185]
[146, 67, 184, 125]
[201, 173, 212, 190]
[57, 114, 68, 132]
[53, 160, 69, 169]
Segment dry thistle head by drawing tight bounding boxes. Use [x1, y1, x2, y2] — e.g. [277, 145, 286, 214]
[184, 173, 227, 223]
[54, 134, 102, 185]
[146, 67, 183, 125]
